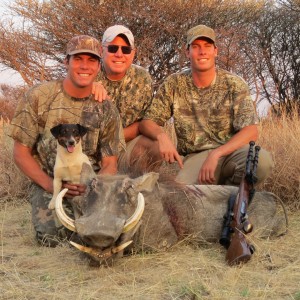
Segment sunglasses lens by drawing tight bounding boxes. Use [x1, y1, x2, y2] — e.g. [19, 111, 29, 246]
[121, 46, 132, 54]
[106, 45, 132, 54]
[107, 45, 119, 53]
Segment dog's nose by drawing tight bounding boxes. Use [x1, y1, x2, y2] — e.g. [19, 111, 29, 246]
[68, 141, 75, 146]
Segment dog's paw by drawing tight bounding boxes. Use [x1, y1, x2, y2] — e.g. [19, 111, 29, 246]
[48, 198, 55, 210]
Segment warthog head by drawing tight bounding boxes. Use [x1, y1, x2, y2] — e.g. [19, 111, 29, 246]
[55, 163, 159, 262]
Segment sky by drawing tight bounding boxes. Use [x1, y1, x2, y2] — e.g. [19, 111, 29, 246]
[0, 0, 25, 86]
[0, 66, 24, 85]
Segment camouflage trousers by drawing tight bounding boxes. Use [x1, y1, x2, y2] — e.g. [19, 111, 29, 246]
[176, 146, 274, 185]
[29, 183, 73, 247]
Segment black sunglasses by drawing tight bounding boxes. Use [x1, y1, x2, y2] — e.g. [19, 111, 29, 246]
[104, 45, 133, 55]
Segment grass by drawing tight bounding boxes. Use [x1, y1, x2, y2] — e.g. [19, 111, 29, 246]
[258, 105, 300, 210]
[1, 201, 300, 299]
[0, 105, 300, 299]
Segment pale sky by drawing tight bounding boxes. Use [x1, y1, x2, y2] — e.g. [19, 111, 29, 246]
[0, 66, 24, 85]
[0, 0, 25, 86]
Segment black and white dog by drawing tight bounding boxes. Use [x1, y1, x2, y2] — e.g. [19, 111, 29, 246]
[48, 123, 91, 210]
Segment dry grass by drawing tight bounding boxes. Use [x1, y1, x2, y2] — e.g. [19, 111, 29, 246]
[1, 201, 300, 300]
[258, 105, 300, 210]
[0, 122, 30, 202]
[1, 107, 300, 300]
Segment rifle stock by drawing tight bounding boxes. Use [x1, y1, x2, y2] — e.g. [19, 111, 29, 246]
[220, 141, 259, 266]
[226, 231, 252, 265]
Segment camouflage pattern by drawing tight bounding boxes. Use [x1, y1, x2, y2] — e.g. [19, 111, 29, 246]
[9, 80, 125, 176]
[97, 63, 153, 128]
[144, 68, 259, 156]
[186, 24, 216, 46]
[66, 35, 101, 58]
[30, 183, 73, 247]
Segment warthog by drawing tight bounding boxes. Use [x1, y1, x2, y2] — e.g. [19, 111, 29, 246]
[55, 164, 287, 264]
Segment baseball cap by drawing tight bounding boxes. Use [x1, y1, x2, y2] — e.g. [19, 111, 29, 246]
[66, 35, 101, 58]
[186, 25, 216, 48]
[102, 25, 134, 47]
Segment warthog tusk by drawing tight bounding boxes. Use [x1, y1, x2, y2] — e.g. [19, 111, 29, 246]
[69, 240, 133, 260]
[56, 191, 144, 234]
[123, 192, 145, 233]
[55, 188, 77, 232]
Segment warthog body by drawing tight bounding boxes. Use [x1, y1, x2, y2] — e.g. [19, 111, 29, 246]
[58, 164, 287, 261]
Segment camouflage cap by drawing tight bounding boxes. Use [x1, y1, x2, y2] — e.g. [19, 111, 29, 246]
[66, 35, 101, 58]
[102, 25, 134, 47]
[186, 25, 216, 48]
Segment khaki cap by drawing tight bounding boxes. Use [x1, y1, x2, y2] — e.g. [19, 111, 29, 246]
[186, 25, 216, 48]
[66, 35, 101, 58]
[102, 25, 134, 47]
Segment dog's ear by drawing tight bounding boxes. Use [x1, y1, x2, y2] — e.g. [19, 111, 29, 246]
[50, 124, 62, 138]
[77, 124, 88, 137]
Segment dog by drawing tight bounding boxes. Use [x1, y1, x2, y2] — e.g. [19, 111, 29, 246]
[48, 123, 91, 210]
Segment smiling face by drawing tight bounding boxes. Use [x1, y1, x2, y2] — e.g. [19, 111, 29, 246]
[186, 38, 217, 73]
[101, 36, 135, 81]
[64, 53, 100, 97]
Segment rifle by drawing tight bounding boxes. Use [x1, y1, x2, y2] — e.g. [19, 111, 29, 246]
[219, 141, 260, 265]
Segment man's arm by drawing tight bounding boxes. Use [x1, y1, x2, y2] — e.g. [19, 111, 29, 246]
[123, 121, 140, 143]
[13, 141, 53, 193]
[198, 125, 258, 184]
[139, 119, 183, 167]
[98, 156, 118, 175]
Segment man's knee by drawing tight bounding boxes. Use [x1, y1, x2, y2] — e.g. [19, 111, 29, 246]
[30, 184, 71, 247]
[35, 225, 71, 247]
[256, 148, 274, 183]
[221, 145, 273, 185]
[35, 231, 60, 247]
[33, 209, 71, 247]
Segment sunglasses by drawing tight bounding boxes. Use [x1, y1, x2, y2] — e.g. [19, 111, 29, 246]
[104, 45, 133, 55]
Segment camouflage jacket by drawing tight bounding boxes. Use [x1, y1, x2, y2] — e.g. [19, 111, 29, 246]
[9, 80, 125, 176]
[97, 63, 153, 128]
[144, 68, 259, 155]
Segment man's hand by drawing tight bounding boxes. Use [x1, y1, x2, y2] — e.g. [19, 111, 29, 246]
[197, 125, 259, 184]
[92, 81, 110, 102]
[62, 182, 86, 198]
[198, 150, 221, 184]
[157, 132, 183, 168]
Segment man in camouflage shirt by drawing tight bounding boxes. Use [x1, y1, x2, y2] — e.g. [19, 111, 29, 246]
[139, 25, 273, 185]
[93, 25, 153, 170]
[9, 35, 124, 247]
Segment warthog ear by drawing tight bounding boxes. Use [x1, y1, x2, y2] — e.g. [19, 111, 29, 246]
[131, 172, 159, 193]
[80, 162, 96, 185]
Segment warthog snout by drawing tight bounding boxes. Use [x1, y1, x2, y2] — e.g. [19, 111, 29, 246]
[75, 215, 125, 248]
